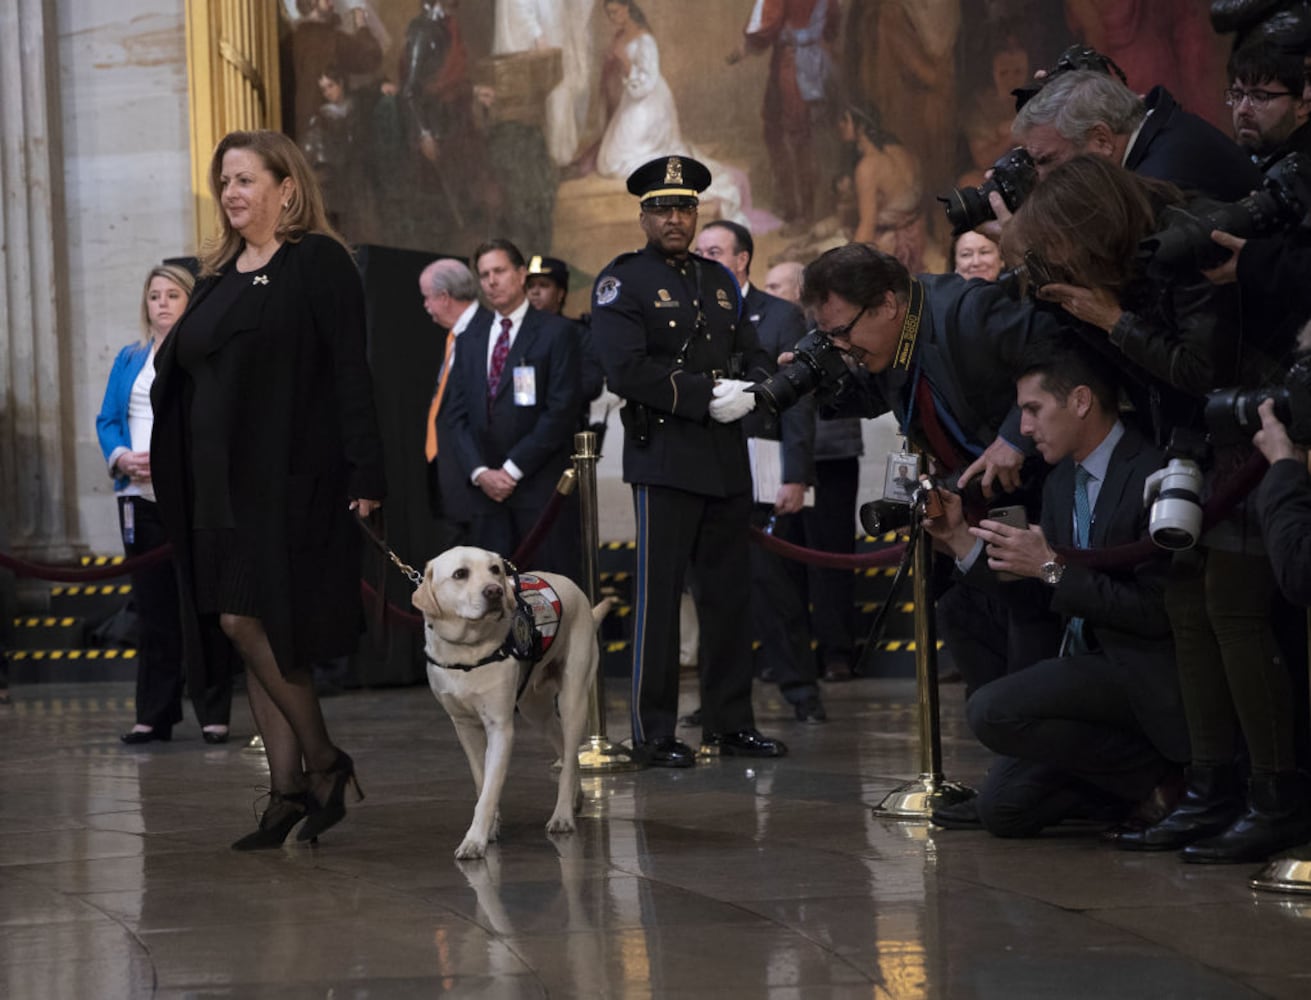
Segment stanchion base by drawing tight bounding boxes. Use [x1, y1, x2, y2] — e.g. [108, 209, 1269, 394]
[1251, 856, 1311, 894]
[577, 737, 644, 773]
[871, 775, 975, 820]
[243, 734, 264, 754]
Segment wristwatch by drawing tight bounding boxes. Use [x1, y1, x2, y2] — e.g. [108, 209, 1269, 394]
[1040, 559, 1065, 586]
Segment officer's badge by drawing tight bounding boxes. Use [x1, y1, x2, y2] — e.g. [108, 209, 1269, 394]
[665, 157, 683, 185]
[595, 276, 621, 307]
[716, 288, 732, 310]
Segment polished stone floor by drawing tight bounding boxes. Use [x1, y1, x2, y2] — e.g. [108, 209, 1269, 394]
[2, 677, 1311, 999]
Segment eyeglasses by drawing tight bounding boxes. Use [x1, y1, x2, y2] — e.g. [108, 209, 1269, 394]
[816, 306, 866, 342]
[1224, 87, 1294, 108]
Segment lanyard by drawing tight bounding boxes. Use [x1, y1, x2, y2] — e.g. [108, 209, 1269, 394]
[894, 279, 926, 440]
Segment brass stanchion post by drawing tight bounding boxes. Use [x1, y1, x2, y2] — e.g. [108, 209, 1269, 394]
[572, 431, 641, 772]
[1251, 609, 1311, 893]
[871, 523, 972, 818]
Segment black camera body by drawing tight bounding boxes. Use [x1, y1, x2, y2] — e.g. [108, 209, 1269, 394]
[747, 330, 855, 415]
[939, 147, 1039, 236]
[1139, 152, 1311, 274]
[1011, 44, 1128, 110]
[1204, 352, 1311, 445]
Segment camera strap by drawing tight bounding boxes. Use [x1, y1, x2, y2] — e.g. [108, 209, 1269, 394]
[891, 278, 925, 372]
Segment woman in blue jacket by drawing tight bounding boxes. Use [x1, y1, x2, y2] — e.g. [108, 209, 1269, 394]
[97, 264, 233, 744]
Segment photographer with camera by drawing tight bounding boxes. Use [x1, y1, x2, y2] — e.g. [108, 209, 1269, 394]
[1254, 396, 1311, 604]
[922, 345, 1187, 837]
[1011, 69, 1260, 201]
[787, 243, 1066, 690]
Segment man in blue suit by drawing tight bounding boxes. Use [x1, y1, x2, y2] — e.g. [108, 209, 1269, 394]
[440, 238, 582, 577]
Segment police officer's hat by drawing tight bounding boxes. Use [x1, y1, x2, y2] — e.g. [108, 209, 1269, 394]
[525, 255, 569, 292]
[627, 156, 711, 208]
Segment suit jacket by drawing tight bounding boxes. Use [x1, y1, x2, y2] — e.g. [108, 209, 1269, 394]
[1128, 86, 1262, 202]
[742, 284, 815, 486]
[427, 305, 491, 523]
[1258, 457, 1311, 607]
[151, 234, 387, 676]
[973, 424, 1188, 762]
[440, 304, 581, 512]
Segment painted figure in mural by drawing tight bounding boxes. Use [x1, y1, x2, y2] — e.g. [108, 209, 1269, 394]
[301, 66, 380, 243]
[593, 0, 749, 224]
[839, 103, 944, 273]
[289, 0, 383, 139]
[472, 85, 557, 255]
[730, 0, 841, 226]
[856, 0, 961, 203]
[492, 0, 596, 166]
[956, 34, 1030, 189]
[1065, 0, 1227, 129]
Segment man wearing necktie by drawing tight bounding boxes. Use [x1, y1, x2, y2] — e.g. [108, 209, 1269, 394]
[923, 344, 1188, 837]
[420, 257, 485, 537]
[440, 238, 582, 576]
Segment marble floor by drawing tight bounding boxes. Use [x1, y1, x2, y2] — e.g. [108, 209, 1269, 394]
[2, 677, 1310, 999]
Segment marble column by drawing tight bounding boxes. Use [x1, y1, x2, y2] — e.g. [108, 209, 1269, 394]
[0, 0, 80, 562]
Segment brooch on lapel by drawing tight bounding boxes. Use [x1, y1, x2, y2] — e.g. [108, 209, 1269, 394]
[252, 275, 269, 286]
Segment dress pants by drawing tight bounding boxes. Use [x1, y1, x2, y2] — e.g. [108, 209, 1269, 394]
[750, 505, 816, 705]
[966, 652, 1175, 836]
[119, 496, 232, 729]
[801, 457, 858, 671]
[468, 492, 581, 583]
[631, 484, 755, 743]
[936, 576, 1064, 698]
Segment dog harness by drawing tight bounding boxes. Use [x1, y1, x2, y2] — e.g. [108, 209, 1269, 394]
[424, 573, 563, 681]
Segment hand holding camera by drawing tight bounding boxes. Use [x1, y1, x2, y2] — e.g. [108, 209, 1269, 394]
[920, 488, 974, 560]
[1253, 397, 1308, 467]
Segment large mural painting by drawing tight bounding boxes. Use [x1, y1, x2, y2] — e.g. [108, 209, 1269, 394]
[278, 0, 1230, 284]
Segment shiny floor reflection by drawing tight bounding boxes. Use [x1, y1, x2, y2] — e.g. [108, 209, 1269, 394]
[2, 679, 1308, 998]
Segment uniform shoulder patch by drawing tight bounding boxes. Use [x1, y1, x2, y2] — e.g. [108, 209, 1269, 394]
[595, 275, 622, 307]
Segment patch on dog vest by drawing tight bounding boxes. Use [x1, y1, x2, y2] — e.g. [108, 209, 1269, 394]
[517, 574, 562, 654]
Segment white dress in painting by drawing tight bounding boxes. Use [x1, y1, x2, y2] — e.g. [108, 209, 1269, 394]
[596, 32, 746, 224]
[493, 0, 595, 166]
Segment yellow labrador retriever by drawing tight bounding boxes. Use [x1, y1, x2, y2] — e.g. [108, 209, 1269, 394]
[412, 546, 609, 860]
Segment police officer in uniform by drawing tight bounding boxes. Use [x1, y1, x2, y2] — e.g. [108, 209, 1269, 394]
[591, 155, 789, 767]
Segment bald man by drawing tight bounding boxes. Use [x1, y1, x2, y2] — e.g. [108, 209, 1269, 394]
[764, 261, 804, 305]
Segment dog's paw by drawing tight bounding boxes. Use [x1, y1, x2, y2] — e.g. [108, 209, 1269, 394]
[454, 835, 489, 861]
[546, 812, 577, 835]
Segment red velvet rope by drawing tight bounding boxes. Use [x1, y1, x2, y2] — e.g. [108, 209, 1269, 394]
[0, 545, 174, 582]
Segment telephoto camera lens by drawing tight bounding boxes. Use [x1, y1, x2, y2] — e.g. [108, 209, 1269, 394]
[1144, 458, 1205, 550]
[748, 330, 854, 414]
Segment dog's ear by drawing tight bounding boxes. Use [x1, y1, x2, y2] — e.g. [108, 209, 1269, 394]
[411, 562, 442, 616]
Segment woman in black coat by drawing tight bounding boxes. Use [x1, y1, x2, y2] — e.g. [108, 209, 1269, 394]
[151, 129, 386, 850]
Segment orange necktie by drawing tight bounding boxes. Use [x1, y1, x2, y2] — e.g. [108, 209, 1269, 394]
[424, 334, 456, 462]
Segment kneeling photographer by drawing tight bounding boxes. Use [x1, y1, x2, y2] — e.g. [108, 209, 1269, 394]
[921, 345, 1186, 837]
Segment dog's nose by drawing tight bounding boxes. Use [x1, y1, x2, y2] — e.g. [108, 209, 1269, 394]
[482, 583, 504, 603]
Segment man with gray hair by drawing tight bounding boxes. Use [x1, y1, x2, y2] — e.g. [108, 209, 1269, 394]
[1012, 69, 1260, 201]
[419, 257, 485, 533]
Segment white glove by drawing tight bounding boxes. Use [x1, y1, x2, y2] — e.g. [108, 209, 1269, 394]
[708, 379, 758, 424]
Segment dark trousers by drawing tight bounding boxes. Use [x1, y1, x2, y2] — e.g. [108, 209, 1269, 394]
[750, 505, 816, 704]
[967, 653, 1175, 836]
[119, 496, 232, 729]
[1165, 548, 1296, 774]
[937, 577, 1064, 698]
[469, 492, 581, 583]
[631, 484, 755, 743]
[801, 457, 858, 669]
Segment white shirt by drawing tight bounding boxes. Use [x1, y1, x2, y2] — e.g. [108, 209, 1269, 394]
[471, 298, 531, 485]
[122, 342, 158, 501]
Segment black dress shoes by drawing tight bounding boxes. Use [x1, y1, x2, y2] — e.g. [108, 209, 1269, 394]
[1112, 765, 1239, 851]
[202, 728, 230, 745]
[1182, 772, 1311, 864]
[793, 697, 827, 723]
[120, 726, 172, 745]
[931, 796, 982, 830]
[642, 737, 696, 768]
[705, 729, 789, 758]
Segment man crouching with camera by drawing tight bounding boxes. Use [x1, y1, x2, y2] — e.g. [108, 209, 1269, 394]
[920, 344, 1189, 836]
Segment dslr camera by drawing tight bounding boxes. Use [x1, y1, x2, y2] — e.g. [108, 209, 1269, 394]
[995, 247, 1063, 301]
[939, 147, 1039, 236]
[859, 475, 947, 536]
[1139, 152, 1311, 273]
[1142, 428, 1210, 551]
[1204, 351, 1311, 445]
[1011, 44, 1128, 110]
[747, 329, 856, 415]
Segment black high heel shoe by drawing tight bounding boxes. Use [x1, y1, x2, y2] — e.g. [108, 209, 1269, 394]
[120, 725, 172, 745]
[231, 791, 317, 851]
[297, 749, 364, 842]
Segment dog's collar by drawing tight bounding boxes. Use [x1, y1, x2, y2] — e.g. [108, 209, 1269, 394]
[424, 572, 561, 682]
